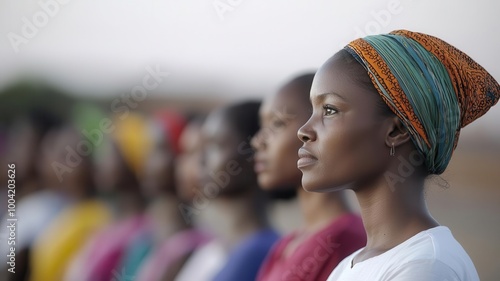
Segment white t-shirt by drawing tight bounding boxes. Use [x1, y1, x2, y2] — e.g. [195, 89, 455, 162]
[174, 240, 227, 281]
[0, 190, 67, 264]
[327, 226, 479, 281]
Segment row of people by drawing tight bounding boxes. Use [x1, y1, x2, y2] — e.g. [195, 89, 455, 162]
[2, 29, 498, 281]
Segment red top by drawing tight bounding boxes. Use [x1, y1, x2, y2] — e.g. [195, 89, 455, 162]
[256, 213, 366, 281]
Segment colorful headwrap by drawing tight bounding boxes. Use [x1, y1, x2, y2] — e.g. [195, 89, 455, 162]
[113, 112, 152, 177]
[152, 110, 187, 155]
[345, 30, 499, 174]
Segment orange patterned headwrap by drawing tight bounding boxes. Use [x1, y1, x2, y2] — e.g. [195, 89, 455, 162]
[345, 30, 499, 174]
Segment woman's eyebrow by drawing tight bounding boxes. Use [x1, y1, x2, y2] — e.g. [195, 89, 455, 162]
[259, 110, 273, 122]
[313, 92, 347, 103]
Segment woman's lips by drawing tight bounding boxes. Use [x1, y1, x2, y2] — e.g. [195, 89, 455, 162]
[297, 148, 318, 169]
[254, 156, 268, 173]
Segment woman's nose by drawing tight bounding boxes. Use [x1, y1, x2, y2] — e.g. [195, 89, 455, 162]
[251, 129, 265, 150]
[297, 116, 316, 143]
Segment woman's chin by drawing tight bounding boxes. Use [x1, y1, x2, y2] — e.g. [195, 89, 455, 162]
[301, 181, 328, 193]
[257, 174, 286, 191]
[301, 177, 347, 193]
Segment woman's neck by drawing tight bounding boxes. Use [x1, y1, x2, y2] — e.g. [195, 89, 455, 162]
[207, 195, 267, 250]
[147, 194, 189, 244]
[111, 189, 145, 220]
[297, 188, 350, 233]
[354, 175, 438, 257]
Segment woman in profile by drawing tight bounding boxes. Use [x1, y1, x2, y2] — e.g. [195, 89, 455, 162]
[64, 112, 150, 281]
[251, 73, 366, 281]
[186, 101, 279, 281]
[297, 30, 498, 280]
[132, 111, 211, 281]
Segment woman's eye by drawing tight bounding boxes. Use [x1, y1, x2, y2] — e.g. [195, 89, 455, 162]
[271, 119, 286, 128]
[323, 105, 337, 116]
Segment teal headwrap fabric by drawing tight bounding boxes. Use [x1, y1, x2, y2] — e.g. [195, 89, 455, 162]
[345, 29, 500, 175]
[348, 33, 461, 174]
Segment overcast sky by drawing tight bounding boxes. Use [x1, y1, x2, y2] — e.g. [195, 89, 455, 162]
[1, 0, 499, 138]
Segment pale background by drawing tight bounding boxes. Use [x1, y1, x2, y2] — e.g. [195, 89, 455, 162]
[1, 0, 499, 280]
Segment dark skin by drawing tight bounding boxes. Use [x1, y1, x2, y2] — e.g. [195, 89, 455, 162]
[38, 127, 94, 199]
[200, 106, 269, 249]
[2, 126, 92, 281]
[297, 52, 438, 266]
[93, 139, 145, 219]
[5, 121, 40, 197]
[141, 126, 176, 198]
[140, 120, 190, 281]
[175, 121, 204, 203]
[201, 108, 259, 197]
[1, 124, 36, 281]
[141, 122, 186, 235]
[251, 78, 352, 256]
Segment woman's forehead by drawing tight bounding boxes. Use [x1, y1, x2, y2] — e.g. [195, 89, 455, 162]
[310, 61, 382, 108]
[310, 60, 350, 98]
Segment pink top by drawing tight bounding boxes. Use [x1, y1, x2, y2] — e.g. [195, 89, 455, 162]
[64, 215, 149, 281]
[256, 213, 366, 281]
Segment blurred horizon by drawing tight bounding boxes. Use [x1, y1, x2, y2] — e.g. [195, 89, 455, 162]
[2, 0, 499, 137]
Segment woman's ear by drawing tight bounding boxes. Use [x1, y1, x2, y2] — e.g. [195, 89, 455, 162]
[385, 116, 411, 148]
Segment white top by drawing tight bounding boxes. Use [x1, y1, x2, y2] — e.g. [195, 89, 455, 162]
[0, 191, 67, 264]
[174, 240, 227, 281]
[327, 226, 479, 281]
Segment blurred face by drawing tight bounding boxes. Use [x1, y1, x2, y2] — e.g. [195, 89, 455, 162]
[200, 109, 256, 197]
[93, 140, 127, 193]
[38, 128, 92, 195]
[251, 86, 311, 190]
[141, 128, 175, 198]
[7, 122, 38, 183]
[37, 129, 60, 187]
[175, 123, 203, 202]
[297, 54, 391, 192]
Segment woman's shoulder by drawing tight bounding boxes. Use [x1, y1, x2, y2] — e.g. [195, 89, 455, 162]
[401, 226, 478, 278]
[397, 226, 472, 261]
[328, 226, 479, 281]
[377, 226, 478, 280]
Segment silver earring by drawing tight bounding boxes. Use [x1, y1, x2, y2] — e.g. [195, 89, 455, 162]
[390, 143, 395, 156]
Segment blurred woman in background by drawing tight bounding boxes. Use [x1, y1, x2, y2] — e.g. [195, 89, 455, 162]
[175, 114, 206, 208]
[64, 111, 150, 281]
[29, 121, 111, 281]
[131, 111, 211, 281]
[177, 101, 279, 281]
[0, 111, 67, 281]
[251, 73, 366, 281]
[173, 115, 229, 281]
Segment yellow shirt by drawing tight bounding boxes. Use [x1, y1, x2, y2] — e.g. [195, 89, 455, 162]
[30, 199, 111, 281]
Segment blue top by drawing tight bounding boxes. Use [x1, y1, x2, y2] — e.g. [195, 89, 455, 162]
[212, 228, 280, 281]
